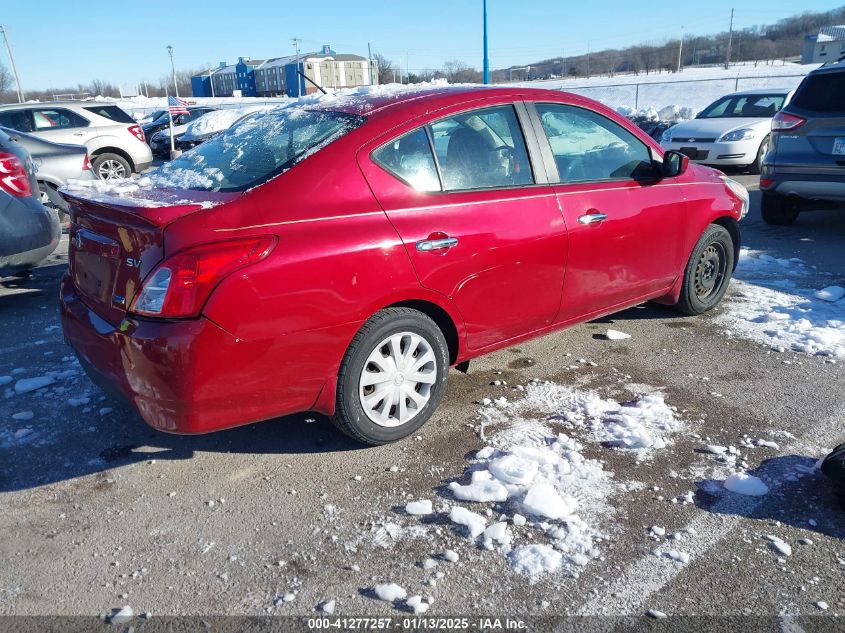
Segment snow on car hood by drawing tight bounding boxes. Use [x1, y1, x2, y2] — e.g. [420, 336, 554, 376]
[668, 117, 771, 139]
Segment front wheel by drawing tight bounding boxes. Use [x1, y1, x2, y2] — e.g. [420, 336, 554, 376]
[675, 224, 735, 315]
[332, 308, 449, 445]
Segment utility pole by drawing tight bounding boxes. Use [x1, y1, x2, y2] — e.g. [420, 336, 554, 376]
[482, 0, 489, 84]
[725, 8, 734, 69]
[167, 45, 178, 97]
[677, 26, 684, 72]
[293, 38, 302, 96]
[587, 43, 591, 78]
[0, 26, 24, 103]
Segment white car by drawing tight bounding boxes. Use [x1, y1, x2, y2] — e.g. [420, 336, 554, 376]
[0, 102, 153, 180]
[661, 89, 791, 174]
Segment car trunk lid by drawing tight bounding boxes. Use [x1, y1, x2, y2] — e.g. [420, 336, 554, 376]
[62, 188, 239, 325]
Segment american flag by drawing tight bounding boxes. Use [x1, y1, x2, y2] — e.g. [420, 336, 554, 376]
[168, 95, 189, 116]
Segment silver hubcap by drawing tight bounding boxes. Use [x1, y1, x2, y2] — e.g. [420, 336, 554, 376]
[359, 332, 437, 427]
[98, 159, 126, 180]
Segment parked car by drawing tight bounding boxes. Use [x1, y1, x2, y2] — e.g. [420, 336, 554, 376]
[0, 102, 152, 181]
[760, 58, 845, 224]
[0, 128, 61, 278]
[60, 87, 748, 445]
[137, 110, 166, 125]
[1, 127, 94, 219]
[141, 107, 217, 148]
[661, 89, 790, 174]
[175, 106, 273, 152]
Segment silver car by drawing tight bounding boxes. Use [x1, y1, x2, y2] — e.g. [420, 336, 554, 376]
[2, 128, 94, 218]
[0, 128, 61, 278]
[0, 102, 152, 181]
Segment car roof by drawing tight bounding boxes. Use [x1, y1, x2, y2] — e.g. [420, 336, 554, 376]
[723, 88, 789, 96]
[0, 100, 119, 110]
[306, 85, 587, 119]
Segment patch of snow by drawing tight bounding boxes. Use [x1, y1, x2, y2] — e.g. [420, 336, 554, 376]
[765, 535, 792, 556]
[11, 411, 34, 421]
[0, 376, 12, 386]
[406, 595, 430, 614]
[814, 286, 845, 302]
[724, 472, 769, 496]
[508, 544, 563, 580]
[442, 550, 459, 563]
[605, 329, 632, 340]
[14, 376, 55, 394]
[405, 500, 433, 515]
[522, 483, 577, 519]
[449, 506, 487, 538]
[449, 471, 509, 502]
[373, 583, 407, 602]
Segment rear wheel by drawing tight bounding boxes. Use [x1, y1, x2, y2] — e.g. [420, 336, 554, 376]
[92, 153, 131, 181]
[761, 191, 799, 225]
[747, 134, 769, 175]
[675, 224, 735, 315]
[332, 308, 449, 445]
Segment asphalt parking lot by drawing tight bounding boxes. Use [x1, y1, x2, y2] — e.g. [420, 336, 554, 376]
[0, 174, 843, 622]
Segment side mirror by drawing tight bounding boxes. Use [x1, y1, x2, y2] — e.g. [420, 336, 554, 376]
[662, 150, 689, 178]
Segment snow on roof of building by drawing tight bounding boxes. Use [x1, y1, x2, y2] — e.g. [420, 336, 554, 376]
[816, 25, 845, 42]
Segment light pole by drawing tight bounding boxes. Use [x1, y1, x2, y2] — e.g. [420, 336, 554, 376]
[0, 25, 24, 103]
[482, 0, 490, 84]
[677, 26, 684, 73]
[292, 38, 302, 97]
[167, 45, 178, 97]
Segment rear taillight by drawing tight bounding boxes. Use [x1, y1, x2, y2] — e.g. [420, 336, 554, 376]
[130, 237, 276, 318]
[0, 151, 32, 197]
[82, 154, 92, 172]
[129, 125, 145, 143]
[760, 178, 774, 188]
[771, 111, 806, 131]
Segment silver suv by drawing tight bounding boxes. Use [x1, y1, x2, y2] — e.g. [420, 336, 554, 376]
[760, 58, 845, 224]
[0, 102, 152, 181]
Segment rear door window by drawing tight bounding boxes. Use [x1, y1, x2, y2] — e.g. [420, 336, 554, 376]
[373, 128, 441, 191]
[535, 103, 656, 183]
[83, 105, 136, 124]
[791, 72, 845, 113]
[32, 108, 89, 130]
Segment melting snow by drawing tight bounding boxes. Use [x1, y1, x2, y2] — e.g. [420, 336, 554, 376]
[718, 249, 844, 357]
[724, 472, 769, 496]
[373, 583, 407, 602]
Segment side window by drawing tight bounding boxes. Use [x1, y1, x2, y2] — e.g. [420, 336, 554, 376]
[430, 105, 533, 191]
[373, 128, 441, 192]
[535, 103, 655, 183]
[0, 110, 35, 133]
[32, 108, 88, 130]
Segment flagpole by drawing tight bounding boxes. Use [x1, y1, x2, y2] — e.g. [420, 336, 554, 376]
[165, 87, 178, 160]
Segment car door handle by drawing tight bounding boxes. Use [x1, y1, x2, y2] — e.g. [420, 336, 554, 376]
[578, 212, 608, 225]
[416, 237, 458, 252]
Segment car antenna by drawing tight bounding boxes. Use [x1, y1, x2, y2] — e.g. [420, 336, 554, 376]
[297, 70, 327, 95]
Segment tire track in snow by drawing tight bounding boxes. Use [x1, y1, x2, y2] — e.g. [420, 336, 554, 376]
[573, 407, 843, 616]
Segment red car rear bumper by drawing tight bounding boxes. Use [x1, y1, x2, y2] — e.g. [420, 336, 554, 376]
[60, 275, 333, 434]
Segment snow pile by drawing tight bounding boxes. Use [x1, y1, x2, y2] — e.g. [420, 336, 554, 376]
[616, 104, 695, 122]
[405, 500, 433, 516]
[373, 583, 407, 602]
[717, 248, 845, 357]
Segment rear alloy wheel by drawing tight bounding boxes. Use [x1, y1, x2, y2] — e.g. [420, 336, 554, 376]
[332, 308, 449, 445]
[747, 134, 769, 175]
[675, 224, 735, 315]
[761, 191, 799, 225]
[92, 153, 131, 181]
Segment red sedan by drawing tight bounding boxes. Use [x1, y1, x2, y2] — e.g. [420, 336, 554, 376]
[60, 87, 749, 445]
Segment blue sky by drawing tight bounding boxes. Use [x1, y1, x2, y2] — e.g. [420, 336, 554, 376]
[3, 0, 844, 91]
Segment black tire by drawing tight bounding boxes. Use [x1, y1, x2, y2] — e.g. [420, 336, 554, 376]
[761, 191, 799, 225]
[747, 134, 769, 175]
[675, 224, 735, 315]
[92, 153, 132, 180]
[332, 307, 449, 445]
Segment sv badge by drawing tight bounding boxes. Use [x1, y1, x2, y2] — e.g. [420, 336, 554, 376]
[126, 257, 142, 268]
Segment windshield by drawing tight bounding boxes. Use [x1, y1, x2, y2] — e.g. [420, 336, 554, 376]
[150, 108, 364, 193]
[697, 94, 786, 119]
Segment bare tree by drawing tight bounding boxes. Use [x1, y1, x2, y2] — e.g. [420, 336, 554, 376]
[372, 53, 394, 84]
[0, 63, 12, 95]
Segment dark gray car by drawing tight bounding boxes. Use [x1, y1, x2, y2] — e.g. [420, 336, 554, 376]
[760, 58, 845, 224]
[1, 127, 94, 216]
[0, 128, 61, 278]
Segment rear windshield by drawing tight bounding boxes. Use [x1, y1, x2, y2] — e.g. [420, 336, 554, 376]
[791, 72, 845, 113]
[83, 105, 136, 124]
[150, 108, 364, 193]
